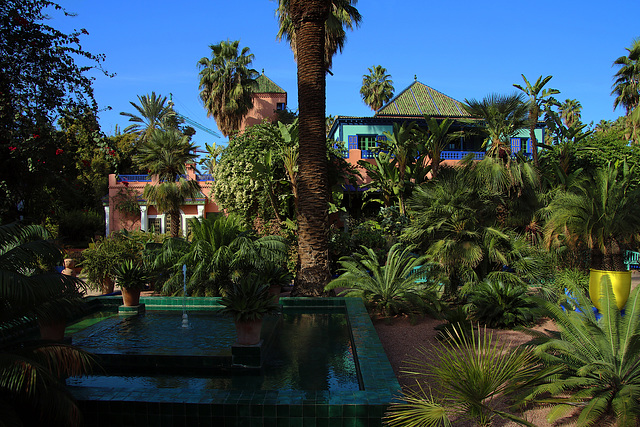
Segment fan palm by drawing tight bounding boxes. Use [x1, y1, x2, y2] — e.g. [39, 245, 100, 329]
[523, 279, 640, 426]
[513, 74, 559, 166]
[275, 0, 362, 70]
[134, 129, 201, 238]
[197, 39, 258, 137]
[463, 93, 528, 159]
[612, 37, 640, 116]
[359, 65, 394, 111]
[325, 243, 440, 317]
[403, 172, 487, 295]
[386, 324, 540, 427]
[119, 92, 177, 142]
[0, 223, 94, 427]
[559, 98, 583, 128]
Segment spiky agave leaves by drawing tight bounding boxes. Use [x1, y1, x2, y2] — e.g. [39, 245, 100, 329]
[387, 324, 539, 427]
[523, 277, 640, 426]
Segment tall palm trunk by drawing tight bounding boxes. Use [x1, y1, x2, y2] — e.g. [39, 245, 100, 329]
[169, 210, 181, 238]
[529, 104, 539, 167]
[290, 0, 331, 296]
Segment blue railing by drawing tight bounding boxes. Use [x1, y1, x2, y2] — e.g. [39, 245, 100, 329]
[117, 175, 151, 182]
[625, 250, 640, 270]
[441, 151, 485, 161]
[361, 150, 375, 159]
[196, 174, 214, 181]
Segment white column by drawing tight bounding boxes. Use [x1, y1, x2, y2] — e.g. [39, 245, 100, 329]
[104, 206, 110, 236]
[197, 205, 205, 219]
[140, 205, 148, 232]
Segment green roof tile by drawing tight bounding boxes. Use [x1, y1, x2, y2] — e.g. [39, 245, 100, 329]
[376, 81, 470, 118]
[254, 74, 286, 94]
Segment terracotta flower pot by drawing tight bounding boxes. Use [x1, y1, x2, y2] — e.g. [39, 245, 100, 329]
[589, 269, 631, 310]
[102, 277, 115, 294]
[269, 284, 281, 303]
[234, 319, 263, 345]
[121, 287, 141, 306]
[38, 318, 66, 341]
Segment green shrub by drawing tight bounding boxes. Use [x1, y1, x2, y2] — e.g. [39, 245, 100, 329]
[57, 210, 103, 244]
[464, 279, 541, 328]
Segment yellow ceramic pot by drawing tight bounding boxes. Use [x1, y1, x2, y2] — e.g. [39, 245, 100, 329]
[589, 269, 631, 310]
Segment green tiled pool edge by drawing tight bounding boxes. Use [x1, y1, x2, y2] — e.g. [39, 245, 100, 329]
[72, 297, 401, 427]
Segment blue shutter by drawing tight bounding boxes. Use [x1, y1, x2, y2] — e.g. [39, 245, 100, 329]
[510, 138, 521, 154]
[347, 135, 357, 150]
[526, 138, 532, 153]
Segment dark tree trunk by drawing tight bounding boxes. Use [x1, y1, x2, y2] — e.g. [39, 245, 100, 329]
[530, 105, 539, 167]
[290, 0, 331, 296]
[170, 211, 180, 238]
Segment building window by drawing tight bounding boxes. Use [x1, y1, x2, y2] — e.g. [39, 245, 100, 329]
[276, 103, 286, 111]
[148, 217, 162, 234]
[358, 135, 378, 151]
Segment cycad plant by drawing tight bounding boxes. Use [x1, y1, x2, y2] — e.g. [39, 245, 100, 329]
[325, 243, 442, 317]
[385, 324, 540, 426]
[522, 279, 640, 426]
[464, 279, 541, 329]
[158, 215, 289, 296]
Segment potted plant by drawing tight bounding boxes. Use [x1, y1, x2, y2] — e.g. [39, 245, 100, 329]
[113, 260, 150, 306]
[219, 273, 280, 345]
[80, 232, 140, 294]
[546, 161, 640, 309]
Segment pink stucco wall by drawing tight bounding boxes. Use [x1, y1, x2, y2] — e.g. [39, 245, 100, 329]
[106, 165, 219, 235]
[240, 92, 287, 130]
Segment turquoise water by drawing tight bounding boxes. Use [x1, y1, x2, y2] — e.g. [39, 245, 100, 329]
[67, 309, 360, 391]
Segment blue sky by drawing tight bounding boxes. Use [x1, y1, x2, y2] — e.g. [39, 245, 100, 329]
[52, 0, 639, 153]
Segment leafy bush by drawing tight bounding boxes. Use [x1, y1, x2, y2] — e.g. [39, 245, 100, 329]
[57, 209, 103, 244]
[464, 279, 541, 328]
[326, 243, 442, 317]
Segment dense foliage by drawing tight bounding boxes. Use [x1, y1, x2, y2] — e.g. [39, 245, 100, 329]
[0, 0, 111, 224]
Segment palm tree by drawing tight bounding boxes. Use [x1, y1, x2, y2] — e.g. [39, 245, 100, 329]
[463, 93, 528, 160]
[612, 37, 640, 115]
[275, 0, 362, 70]
[513, 74, 560, 166]
[197, 39, 258, 137]
[379, 122, 420, 214]
[544, 161, 640, 271]
[119, 92, 177, 142]
[419, 116, 454, 179]
[0, 223, 94, 426]
[612, 38, 640, 144]
[359, 65, 394, 111]
[287, 0, 332, 296]
[559, 98, 582, 128]
[134, 129, 201, 238]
